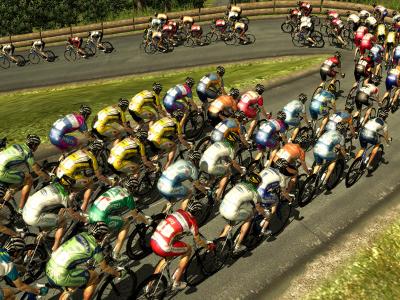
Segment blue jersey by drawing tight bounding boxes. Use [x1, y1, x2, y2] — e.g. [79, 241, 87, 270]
[158, 160, 198, 188]
[0, 248, 19, 282]
[325, 111, 351, 131]
[370, 44, 384, 63]
[315, 130, 344, 153]
[312, 90, 335, 106]
[165, 84, 192, 101]
[283, 99, 305, 126]
[257, 168, 281, 206]
[50, 113, 87, 135]
[211, 118, 244, 142]
[255, 119, 286, 140]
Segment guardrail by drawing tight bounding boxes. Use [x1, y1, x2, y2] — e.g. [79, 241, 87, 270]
[0, 1, 390, 48]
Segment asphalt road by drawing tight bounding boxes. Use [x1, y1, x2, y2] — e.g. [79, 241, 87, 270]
[2, 18, 400, 300]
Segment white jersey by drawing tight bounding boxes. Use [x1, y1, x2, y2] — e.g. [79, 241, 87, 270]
[199, 141, 235, 176]
[90, 31, 102, 38]
[347, 14, 360, 24]
[283, 100, 305, 125]
[359, 83, 378, 97]
[300, 16, 312, 29]
[219, 182, 260, 221]
[228, 11, 239, 20]
[23, 183, 69, 227]
[363, 118, 387, 136]
[32, 40, 44, 47]
[366, 16, 377, 26]
[257, 168, 281, 205]
[359, 10, 370, 19]
[393, 15, 400, 23]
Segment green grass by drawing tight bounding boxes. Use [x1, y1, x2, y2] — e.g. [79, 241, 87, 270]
[0, 55, 325, 144]
[307, 219, 400, 300]
[335, 0, 400, 10]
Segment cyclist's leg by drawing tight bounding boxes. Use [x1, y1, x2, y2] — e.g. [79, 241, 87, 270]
[317, 115, 329, 138]
[324, 157, 337, 184]
[216, 173, 230, 201]
[162, 139, 177, 170]
[112, 216, 129, 258]
[83, 270, 100, 300]
[2, 287, 15, 300]
[367, 143, 380, 168]
[247, 118, 258, 138]
[172, 242, 192, 284]
[235, 213, 254, 248]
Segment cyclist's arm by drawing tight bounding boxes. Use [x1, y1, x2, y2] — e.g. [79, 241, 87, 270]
[32, 163, 50, 181]
[99, 260, 120, 277]
[13, 277, 40, 295]
[259, 106, 269, 119]
[95, 169, 112, 186]
[383, 127, 390, 144]
[130, 209, 149, 225]
[194, 234, 208, 248]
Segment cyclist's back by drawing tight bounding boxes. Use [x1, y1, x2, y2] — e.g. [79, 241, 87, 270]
[0, 144, 34, 183]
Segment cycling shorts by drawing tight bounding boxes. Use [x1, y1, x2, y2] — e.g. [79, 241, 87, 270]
[309, 101, 329, 120]
[157, 177, 189, 201]
[46, 265, 89, 288]
[0, 169, 25, 185]
[163, 95, 186, 113]
[129, 105, 157, 122]
[386, 74, 399, 91]
[150, 239, 189, 257]
[219, 201, 253, 222]
[360, 129, 379, 148]
[284, 112, 301, 127]
[320, 67, 336, 82]
[355, 92, 371, 111]
[313, 144, 336, 164]
[196, 83, 219, 103]
[49, 128, 78, 150]
[207, 111, 222, 127]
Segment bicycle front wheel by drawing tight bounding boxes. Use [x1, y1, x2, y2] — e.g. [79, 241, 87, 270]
[28, 52, 40, 64]
[101, 41, 114, 53]
[45, 50, 56, 62]
[14, 55, 26, 67]
[281, 21, 294, 33]
[64, 49, 77, 62]
[134, 274, 168, 300]
[96, 268, 137, 300]
[345, 157, 364, 188]
[0, 56, 10, 69]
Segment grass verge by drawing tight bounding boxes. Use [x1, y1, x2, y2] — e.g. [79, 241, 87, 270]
[306, 218, 400, 300]
[0, 54, 325, 144]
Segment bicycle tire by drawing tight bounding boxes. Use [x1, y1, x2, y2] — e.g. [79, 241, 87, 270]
[291, 34, 304, 47]
[14, 55, 26, 67]
[96, 268, 137, 300]
[281, 22, 294, 33]
[134, 273, 168, 300]
[28, 51, 40, 64]
[64, 49, 76, 62]
[184, 37, 195, 47]
[183, 111, 205, 141]
[45, 50, 56, 62]
[312, 86, 323, 99]
[0, 56, 10, 69]
[133, 167, 160, 197]
[144, 43, 156, 54]
[20, 244, 48, 284]
[297, 174, 317, 207]
[101, 41, 114, 53]
[199, 35, 211, 46]
[86, 40, 97, 55]
[346, 86, 357, 106]
[345, 157, 364, 188]
[184, 248, 211, 287]
[84, 44, 95, 57]
[244, 34, 256, 45]
[270, 200, 292, 236]
[311, 31, 325, 48]
[224, 34, 237, 45]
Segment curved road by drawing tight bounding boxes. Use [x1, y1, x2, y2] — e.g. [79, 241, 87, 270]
[2, 18, 399, 300]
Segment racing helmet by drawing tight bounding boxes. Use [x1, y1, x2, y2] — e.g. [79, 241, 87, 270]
[26, 134, 41, 150]
[152, 82, 163, 94]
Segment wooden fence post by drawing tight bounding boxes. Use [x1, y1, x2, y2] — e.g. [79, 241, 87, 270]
[273, 0, 276, 14]
[320, 0, 323, 13]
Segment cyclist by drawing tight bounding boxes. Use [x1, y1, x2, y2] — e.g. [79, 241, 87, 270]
[150, 16, 162, 30]
[88, 30, 103, 46]
[190, 23, 205, 44]
[0, 237, 48, 299]
[32, 39, 45, 54]
[56, 140, 113, 212]
[370, 44, 384, 75]
[107, 130, 154, 175]
[67, 36, 86, 57]
[323, 103, 356, 137]
[373, 5, 388, 23]
[393, 11, 400, 39]
[0, 44, 15, 57]
[210, 111, 249, 147]
[327, 10, 339, 21]
[353, 52, 374, 88]
[319, 52, 343, 89]
[288, 8, 302, 24]
[92, 98, 132, 145]
[157, 150, 207, 213]
[356, 108, 391, 171]
[129, 82, 164, 128]
[163, 77, 198, 120]
[365, 15, 378, 33]
[238, 84, 270, 138]
[253, 111, 288, 159]
[358, 9, 370, 21]
[0, 134, 49, 211]
[234, 20, 249, 44]
[268, 136, 311, 202]
[359, 32, 376, 56]
[196, 66, 226, 111]
[299, 15, 317, 46]
[331, 17, 347, 47]
[180, 15, 194, 31]
[147, 111, 192, 170]
[151, 29, 167, 52]
[309, 89, 336, 137]
[155, 13, 168, 26]
[283, 93, 310, 141]
[219, 172, 262, 254]
[199, 131, 246, 201]
[312, 123, 348, 186]
[347, 11, 360, 31]
[227, 4, 242, 22]
[383, 63, 400, 106]
[354, 74, 381, 127]
[354, 25, 368, 57]
[88, 176, 150, 260]
[46, 222, 121, 300]
[391, 43, 400, 66]
[384, 25, 397, 62]
[49, 105, 92, 151]
[298, 1, 312, 16]
[208, 87, 240, 126]
[150, 209, 211, 290]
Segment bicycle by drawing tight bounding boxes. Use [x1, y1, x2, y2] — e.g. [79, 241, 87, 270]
[291, 28, 325, 48]
[223, 31, 256, 46]
[381, 86, 400, 113]
[0, 52, 26, 69]
[64, 43, 94, 62]
[28, 47, 56, 64]
[328, 31, 354, 50]
[85, 38, 114, 55]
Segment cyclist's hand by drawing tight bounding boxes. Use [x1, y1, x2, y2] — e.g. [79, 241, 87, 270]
[206, 241, 216, 251]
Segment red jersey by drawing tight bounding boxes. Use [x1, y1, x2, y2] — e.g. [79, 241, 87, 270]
[323, 56, 340, 69]
[238, 91, 264, 118]
[151, 210, 198, 250]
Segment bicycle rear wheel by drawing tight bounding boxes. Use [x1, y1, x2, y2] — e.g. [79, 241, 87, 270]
[224, 34, 237, 45]
[297, 174, 317, 207]
[281, 21, 294, 33]
[96, 268, 137, 300]
[134, 274, 168, 300]
[270, 200, 292, 236]
[183, 111, 205, 141]
[14, 55, 26, 67]
[206, 32, 219, 43]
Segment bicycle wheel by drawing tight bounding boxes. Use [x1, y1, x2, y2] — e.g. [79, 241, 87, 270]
[281, 21, 294, 33]
[20, 244, 48, 284]
[326, 158, 345, 191]
[390, 95, 400, 113]
[0, 201, 15, 226]
[195, 136, 212, 153]
[328, 34, 337, 47]
[343, 35, 354, 50]
[346, 86, 357, 106]
[134, 274, 168, 300]
[380, 95, 390, 109]
[14, 55, 26, 67]
[291, 34, 304, 47]
[320, 24, 329, 37]
[185, 247, 209, 286]
[45, 50, 56, 62]
[144, 43, 156, 54]
[28, 52, 40, 64]
[84, 44, 95, 57]
[125, 214, 165, 260]
[64, 49, 76, 62]
[311, 31, 325, 48]
[184, 37, 195, 47]
[183, 111, 205, 141]
[96, 268, 137, 300]
[297, 174, 317, 207]
[368, 145, 384, 174]
[224, 34, 237, 45]
[0, 56, 10, 69]
[200, 35, 211, 46]
[100, 41, 114, 53]
[244, 34, 256, 45]
[269, 200, 292, 236]
[86, 41, 97, 55]
[345, 157, 364, 188]
[206, 32, 218, 43]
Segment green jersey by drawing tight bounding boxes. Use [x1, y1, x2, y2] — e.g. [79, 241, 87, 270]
[47, 232, 103, 270]
[88, 186, 136, 224]
[0, 144, 34, 171]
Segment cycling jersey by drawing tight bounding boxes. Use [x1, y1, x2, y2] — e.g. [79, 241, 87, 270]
[356, 83, 379, 110]
[386, 31, 397, 45]
[228, 11, 240, 21]
[283, 99, 306, 126]
[182, 16, 194, 25]
[163, 84, 192, 113]
[347, 14, 360, 24]
[93, 105, 127, 137]
[2, 44, 14, 56]
[275, 143, 306, 164]
[299, 2, 312, 16]
[300, 16, 312, 30]
[46, 232, 103, 287]
[129, 90, 160, 121]
[88, 186, 135, 230]
[254, 119, 286, 150]
[231, 5, 242, 13]
[359, 117, 387, 148]
[196, 73, 224, 103]
[147, 117, 182, 150]
[215, 19, 226, 27]
[393, 46, 400, 65]
[366, 16, 377, 28]
[191, 24, 202, 37]
[360, 33, 375, 55]
[354, 26, 368, 47]
[56, 149, 98, 183]
[69, 37, 82, 48]
[386, 67, 400, 91]
[325, 111, 352, 132]
[150, 209, 198, 257]
[208, 95, 238, 124]
[49, 113, 87, 150]
[354, 56, 374, 82]
[211, 118, 243, 143]
[327, 10, 339, 19]
[32, 40, 45, 50]
[23, 182, 69, 228]
[0, 248, 19, 283]
[238, 91, 263, 118]
[220, 182, 260, 222]
[157, 159, 198, 200]
[331, 18, 344, 30]
[151, 18, 162, 28]
[370, 44, 384, 63]
[359, 10, 370, 19]
[309, 90, 336, 120]
[0, 144, 35, 184]
[376, 24, 387, 38]
[374, 5, 388, 20]
[199, 141, 235, 176]
[107, 136, 146, 172]
[234, 22, 247, 32]
[313, 130, 344, 164]
[257, 168, 281, 206]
